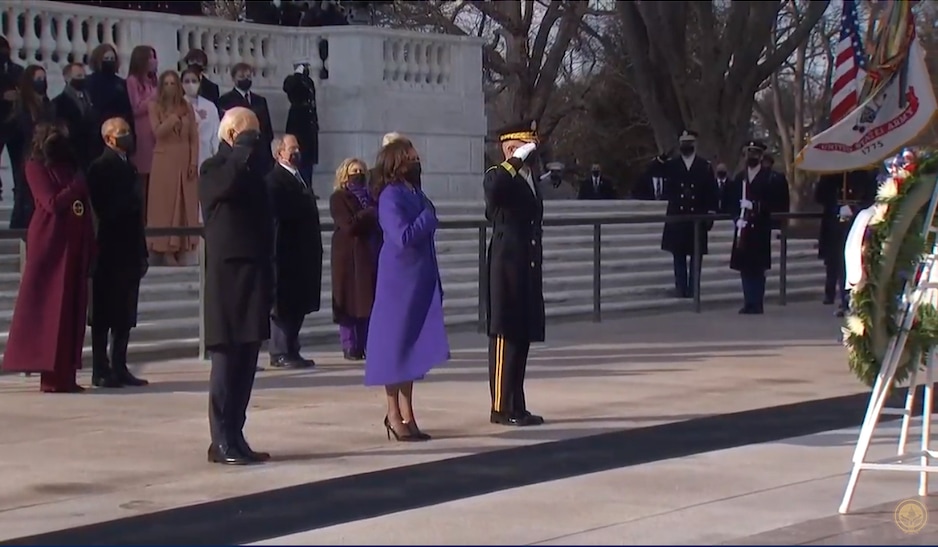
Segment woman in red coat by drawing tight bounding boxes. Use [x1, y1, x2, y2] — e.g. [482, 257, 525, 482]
[2, 123, 96, 392]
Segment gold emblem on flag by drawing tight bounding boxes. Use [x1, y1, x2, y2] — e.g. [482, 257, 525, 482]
[894, 499, 927, 534]
[72, 200, 84, 217]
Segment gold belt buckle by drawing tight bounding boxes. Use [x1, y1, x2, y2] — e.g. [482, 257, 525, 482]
[72, 200, 84, 217]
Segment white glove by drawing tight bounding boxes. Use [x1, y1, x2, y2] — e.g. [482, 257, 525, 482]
[735, 219, 748, 230]
[539, 172, 552, 182]
[740, 199, 753, 210]
[839, 205, 854, 219]
[512, 142, 537, 162]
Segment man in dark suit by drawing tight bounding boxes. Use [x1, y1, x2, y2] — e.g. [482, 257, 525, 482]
[714, 162, 730, 212]
[199, 107, 274, 466]
[660, 130, 720, 298]
[632, 153, 669, 201]
[484, 120, 546, 427]
[217, 62, 275, 174]
[266, 133, 323, 369]
[183, 48, 220, 106]
[283, 63, 319, 184]
[87, 117, 149, 388]
[0, 36, 23, 200]
[577, 163, 616, 200]
[53, 63, 99, 172]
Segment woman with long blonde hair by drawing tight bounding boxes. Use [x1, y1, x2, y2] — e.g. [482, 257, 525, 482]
[146, 70, 199, 266]
[330, 157, 381, 360]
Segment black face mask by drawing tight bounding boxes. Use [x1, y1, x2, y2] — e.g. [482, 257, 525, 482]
[236, 78, 252, 92]
[679, 144, 695, 156]
[746, 156, 761, 168]
[289, 150, 301, 165]
[69, 78, 86, 92]
[32, 79, 47, 95]
[403, 162, 422, 186]
[101, 60, 117, 74]
[347, 173, 366, 186]
[591, 170, 600, 177]
[115, 133, 134, 153]
[716, 170, 727, 178]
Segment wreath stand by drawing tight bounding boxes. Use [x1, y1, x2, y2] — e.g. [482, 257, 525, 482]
[839, 177, 938, 514]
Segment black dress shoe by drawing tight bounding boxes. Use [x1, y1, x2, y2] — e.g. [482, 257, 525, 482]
[343, 350, 365, 361]
[92, 374, 123, 388]
[490, 411, 536, 426]
[270, 355, 309, 369]
[520, 411, 545, 425]
[207, 443, 255, 465]
[116, 371, 149, 386]
[236, 437, 271, 462]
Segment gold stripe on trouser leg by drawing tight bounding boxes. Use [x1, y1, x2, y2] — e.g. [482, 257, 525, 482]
[495, 335, 504, 412]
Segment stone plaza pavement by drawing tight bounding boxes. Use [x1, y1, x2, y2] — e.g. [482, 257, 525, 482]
[1, 302, 938, 545]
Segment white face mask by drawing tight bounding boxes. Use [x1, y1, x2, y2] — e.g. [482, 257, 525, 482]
[182, 82, 200, 97]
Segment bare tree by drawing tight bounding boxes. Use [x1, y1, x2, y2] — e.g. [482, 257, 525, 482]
[374, 0, 595, 139]
[595, 1, 829, 164]
[202, 0, 245, 20]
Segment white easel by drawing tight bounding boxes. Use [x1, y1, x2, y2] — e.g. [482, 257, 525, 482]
[839, 175, 938, 514]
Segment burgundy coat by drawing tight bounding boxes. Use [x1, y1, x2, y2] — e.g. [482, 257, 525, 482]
[2, 160, 95, 373]
[330, 188, 380, 321]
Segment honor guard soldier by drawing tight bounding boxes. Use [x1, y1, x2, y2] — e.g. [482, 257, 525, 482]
[814, 168, 877, 314]
[661, 130, 720, 298]
[724, 140, 791, 314]
[483, 120, 546, 427]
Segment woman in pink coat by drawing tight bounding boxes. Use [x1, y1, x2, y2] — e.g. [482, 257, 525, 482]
[126, 45, 158, 221]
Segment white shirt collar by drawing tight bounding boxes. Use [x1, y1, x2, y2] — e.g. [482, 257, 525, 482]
[237, 88, 250, 100]
[747, 165, 761, 181]
[682, 154, 695, 169]
[279, 161, 299, 177]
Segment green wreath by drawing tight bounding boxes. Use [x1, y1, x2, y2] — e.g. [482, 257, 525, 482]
[844, 152, 938, 386]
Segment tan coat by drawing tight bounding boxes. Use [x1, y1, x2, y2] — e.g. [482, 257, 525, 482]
[146, 100, 200, 254]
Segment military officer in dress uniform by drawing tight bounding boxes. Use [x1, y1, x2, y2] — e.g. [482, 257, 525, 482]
[483, 120, 546, 427]
[724, 140, 791, 314]
[661, 130, 720, 298]
[814, 168, 877, 315]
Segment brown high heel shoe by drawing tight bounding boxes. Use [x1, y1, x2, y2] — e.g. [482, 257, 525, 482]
[384, 416, 420, 442]
[404, 421, 432, 440]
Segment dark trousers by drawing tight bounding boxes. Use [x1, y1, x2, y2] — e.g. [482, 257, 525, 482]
[209, 342, 261, 447]
[740, 271, 767, 311]
[91, 325, 131, 378]
[338, 317, 369, 353]
[269, 312, 305, 357]
[672, 253, 702, 297]
[488, 334, 530, 416]
[824, 260, 849, 309]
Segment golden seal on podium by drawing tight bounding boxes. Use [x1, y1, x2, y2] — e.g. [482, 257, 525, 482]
[72, 200, 84, 217]
[894, 499, 927, 534]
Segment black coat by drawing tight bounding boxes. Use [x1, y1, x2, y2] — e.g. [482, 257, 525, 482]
[815, 169, 877, 265]
[0, 60, 23, 140]
[632, 157, 668, 200]
[199, 76, 220, 106]
[217, 89, 275, 174]
[483, 161, 546, 343]
[198, 142, 274, 348]
[282, 73, 319, 164]
[85, 71, 133, 159]
[266, 164, 323, 318]
[577, 176, 616, 200]
[87, 148, 147, 330]
[660, 156, 719, 255]
[52, 91, 99, 172]
[725, 167, 790, 273]
[715, 176, 731, 212]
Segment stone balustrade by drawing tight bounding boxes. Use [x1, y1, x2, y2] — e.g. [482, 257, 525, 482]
[0, 0, 486, 198]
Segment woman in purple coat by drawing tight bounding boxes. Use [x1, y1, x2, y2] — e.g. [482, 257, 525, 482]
[366, 138, 449, 442]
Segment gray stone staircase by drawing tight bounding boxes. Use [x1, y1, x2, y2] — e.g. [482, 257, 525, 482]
[0, 194, 825, 363]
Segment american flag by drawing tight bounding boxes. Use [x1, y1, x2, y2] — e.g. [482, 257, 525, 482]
[830, 0, 868, 124]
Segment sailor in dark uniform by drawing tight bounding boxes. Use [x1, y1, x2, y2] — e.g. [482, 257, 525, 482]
[724, 140, 790, 314]
[660, 130, 719, 298]
[483, 120, 546, 427]
[814, 169, 877, 314]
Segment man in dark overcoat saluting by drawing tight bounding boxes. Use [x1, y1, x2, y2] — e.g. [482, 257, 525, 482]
[266, 133, 322, 369]
[199, 106, 274, 466]
[484, 120, 546, 427]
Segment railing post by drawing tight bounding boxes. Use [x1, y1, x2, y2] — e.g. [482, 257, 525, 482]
[198, 237, 208, 360]
[592, 223, 602, 322]
[692, 219, 702, 313]
[779, 219, 789, 306]
[477, 223, 487, 333]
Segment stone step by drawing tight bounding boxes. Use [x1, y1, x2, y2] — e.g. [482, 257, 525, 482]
[0, 250, 818, 316]
[75, 277, 827, 364]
